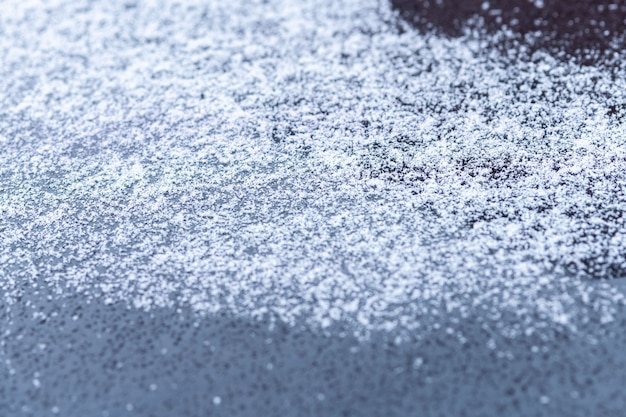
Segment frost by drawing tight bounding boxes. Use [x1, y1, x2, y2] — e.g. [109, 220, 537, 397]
[0, 0, 625, 341]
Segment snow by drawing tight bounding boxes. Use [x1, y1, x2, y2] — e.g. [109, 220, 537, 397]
[0, 0, 625, 342]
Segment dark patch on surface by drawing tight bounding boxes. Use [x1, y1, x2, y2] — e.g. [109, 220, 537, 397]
[607, 103, 626, 119]
[391, 0, 626, 63]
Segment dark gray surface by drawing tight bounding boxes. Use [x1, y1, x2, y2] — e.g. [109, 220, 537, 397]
[2, 281, 626, 417]
[392, 0, 626, 64]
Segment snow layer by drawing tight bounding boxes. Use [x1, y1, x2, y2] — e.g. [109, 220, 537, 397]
[1, 0, 625, 339]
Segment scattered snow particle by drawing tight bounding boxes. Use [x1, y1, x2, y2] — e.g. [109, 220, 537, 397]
[0, 0, 624, 352]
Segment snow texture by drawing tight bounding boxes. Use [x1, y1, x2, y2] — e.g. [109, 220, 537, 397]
[1, 0, 626, 342]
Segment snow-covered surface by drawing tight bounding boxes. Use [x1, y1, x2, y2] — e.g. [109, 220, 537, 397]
[2, 0, 626, 336]
[1, 1, 626, 414]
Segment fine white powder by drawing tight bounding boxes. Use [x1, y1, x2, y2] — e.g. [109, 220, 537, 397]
[1, 0, 625, 340]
